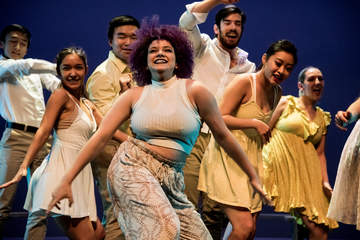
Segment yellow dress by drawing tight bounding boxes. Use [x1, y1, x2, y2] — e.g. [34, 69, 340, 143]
[263, 95, 338, 229]
[198, 74, 276, 213]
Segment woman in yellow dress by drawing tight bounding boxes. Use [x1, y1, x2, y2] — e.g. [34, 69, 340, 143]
[263, 66, 338, 240]
[198, 39, 297, 240]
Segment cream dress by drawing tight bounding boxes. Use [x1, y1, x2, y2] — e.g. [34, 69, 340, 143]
[198, 74, 277, 212]
[328, 120, 360, 230]
[24, 95, 97, 221]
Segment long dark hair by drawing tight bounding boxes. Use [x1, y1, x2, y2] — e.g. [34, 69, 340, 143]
[256, 39, 298, 71]
[56, 46, 88, 97]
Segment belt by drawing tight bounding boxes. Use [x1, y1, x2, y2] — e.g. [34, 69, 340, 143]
[6, 121, 38, 133]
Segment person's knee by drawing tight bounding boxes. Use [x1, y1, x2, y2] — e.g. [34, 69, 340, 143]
[96, 227, 105, 240]
[231, 220, 254, 240]
[309, 225, 328, 240]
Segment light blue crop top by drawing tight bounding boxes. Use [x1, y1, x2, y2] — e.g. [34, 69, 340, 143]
[130, 76, 201, 154]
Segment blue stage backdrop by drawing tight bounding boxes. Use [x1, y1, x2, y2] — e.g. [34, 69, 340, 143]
[1, 0, 360, 238]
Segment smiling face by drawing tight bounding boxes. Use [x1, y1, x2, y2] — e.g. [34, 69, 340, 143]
[214, 13, 243, 51]
[1, 31, 28, 59]
[60, 53, 87, 92]
[262, 51, 295, 85]
[109, 25, 138, 63]
[147, 39, 176, 81]
[299, 68, 324, 101]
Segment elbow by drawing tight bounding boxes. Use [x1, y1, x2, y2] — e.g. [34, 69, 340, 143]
[212, 128, 230, 146]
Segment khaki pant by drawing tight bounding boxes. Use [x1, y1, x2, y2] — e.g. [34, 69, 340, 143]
[183, 132, 228, 239]
[0, 128, 50, 239]
[91, 139, 125, 240]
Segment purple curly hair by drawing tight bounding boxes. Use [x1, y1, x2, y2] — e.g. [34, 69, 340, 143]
[129, 16, 194, 86]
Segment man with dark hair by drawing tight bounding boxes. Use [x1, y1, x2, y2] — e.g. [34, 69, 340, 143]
[179, 0, 255, 238]
[0, 24, 60, 239]
[86, 15, 139, 240]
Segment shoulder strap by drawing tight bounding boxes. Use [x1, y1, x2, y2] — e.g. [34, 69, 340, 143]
[250, 73, 256, 102]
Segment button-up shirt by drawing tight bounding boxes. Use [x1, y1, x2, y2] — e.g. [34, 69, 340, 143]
[86, 51, 132, 116]
[0, 55, 60, 127]
[86, 50, 133, 134]
[179, 2, 256, 132]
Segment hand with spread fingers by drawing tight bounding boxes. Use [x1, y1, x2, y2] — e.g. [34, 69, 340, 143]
[47, 180, 73, 214]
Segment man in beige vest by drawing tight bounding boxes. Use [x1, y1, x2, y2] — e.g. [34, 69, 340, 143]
[86, 15, 139, 240]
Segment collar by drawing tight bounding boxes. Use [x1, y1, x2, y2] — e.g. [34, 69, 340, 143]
[151, 75, 178, 88]
[108, 50, 130, 73]
[213, 38, 249, 65]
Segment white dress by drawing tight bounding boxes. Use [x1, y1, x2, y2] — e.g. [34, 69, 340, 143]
[328, 120, 360, 230]
[24, 96, 97, 221]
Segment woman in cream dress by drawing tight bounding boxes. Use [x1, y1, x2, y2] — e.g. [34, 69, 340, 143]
[198, 40, 298, 240]
[0, 47, 125, 239]
[328, 97, 360, 230]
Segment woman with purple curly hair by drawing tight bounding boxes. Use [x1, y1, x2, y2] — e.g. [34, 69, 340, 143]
[47, 17, 267, 240]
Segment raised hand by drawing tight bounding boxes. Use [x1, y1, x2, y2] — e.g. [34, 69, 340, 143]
[47, 180, 73, 214]
[335, 110, 351, 131]
[0, 166, 27, 189]
[218, 0, 241, 4]
[119, 74, 132, 93]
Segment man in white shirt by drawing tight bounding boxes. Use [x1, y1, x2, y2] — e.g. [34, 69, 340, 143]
[0, 24, 60, 239]
[179, 1, 255, 238]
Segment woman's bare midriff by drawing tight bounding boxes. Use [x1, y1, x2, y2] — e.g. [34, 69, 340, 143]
[142, 142, 188, 163]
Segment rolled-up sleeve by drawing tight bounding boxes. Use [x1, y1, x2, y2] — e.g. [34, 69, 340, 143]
[179, 2, 210, 56]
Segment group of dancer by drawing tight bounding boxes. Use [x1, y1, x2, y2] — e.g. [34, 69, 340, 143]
[0, 0, 359, 240]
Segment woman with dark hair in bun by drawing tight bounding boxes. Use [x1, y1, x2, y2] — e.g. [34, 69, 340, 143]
[199, 39, 297, 240]
[47, 18, 267, 240]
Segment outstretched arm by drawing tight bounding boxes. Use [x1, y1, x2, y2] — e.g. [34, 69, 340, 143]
[89, 100, 129, 143]
[191, 0, 240, 13]
[189, 80, 269, 201]
[0, 89, 67, 189]
[47, 88, 135, 210]
[0, 58, 57, 78]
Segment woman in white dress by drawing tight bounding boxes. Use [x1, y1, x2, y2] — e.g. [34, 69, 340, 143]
[328, 97, 360, 230]
[0, 47, 125, 239]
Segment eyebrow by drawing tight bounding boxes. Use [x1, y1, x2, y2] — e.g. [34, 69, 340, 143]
[9, 36, 28, 42]
[117, 32, 136, 36]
